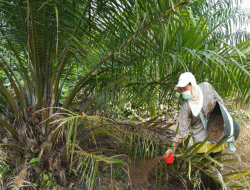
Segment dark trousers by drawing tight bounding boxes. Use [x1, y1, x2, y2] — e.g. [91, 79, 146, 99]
[198, 151, 222, 190]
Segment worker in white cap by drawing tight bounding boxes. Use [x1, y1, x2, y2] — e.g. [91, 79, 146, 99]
[166, 72, 227, 189]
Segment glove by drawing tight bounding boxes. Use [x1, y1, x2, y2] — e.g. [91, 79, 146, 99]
[163, 152, 175, 164]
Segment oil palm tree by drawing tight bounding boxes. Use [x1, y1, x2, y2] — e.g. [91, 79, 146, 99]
[0, 0, 249, 189]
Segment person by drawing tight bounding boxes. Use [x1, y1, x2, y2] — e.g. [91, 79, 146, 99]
[165, 72, 227, 189]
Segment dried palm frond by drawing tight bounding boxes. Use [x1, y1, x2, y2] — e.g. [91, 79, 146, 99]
[0, 148, 7, 189]
[0, 148, 6, 168]
[5, 167, 36, 190]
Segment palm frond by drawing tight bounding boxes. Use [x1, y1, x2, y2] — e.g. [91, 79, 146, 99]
[0, 144, 25, 155]
[0, 119, 19, 141]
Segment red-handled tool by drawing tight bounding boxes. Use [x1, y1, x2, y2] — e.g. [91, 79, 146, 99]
[163, 152, 174, 164]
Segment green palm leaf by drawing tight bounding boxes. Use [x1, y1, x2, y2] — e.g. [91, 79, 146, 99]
[0, 144, 25, 155]
[0, 119, 19, 141]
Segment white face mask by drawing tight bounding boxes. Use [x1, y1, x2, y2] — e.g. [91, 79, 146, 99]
[182, 90, 193, 100]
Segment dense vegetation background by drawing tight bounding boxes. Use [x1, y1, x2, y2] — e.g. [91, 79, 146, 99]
[0, 0, 250, 189]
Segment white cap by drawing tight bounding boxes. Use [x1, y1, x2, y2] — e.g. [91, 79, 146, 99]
[174, 72, 197, 90]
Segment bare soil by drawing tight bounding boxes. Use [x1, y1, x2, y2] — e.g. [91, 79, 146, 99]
[128, 157, 163, 185]
[222, 105, 250, 176]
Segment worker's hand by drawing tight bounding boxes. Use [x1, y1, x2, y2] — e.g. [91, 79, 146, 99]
[165, 148, 175, 158]
[165, 142, 179, 158]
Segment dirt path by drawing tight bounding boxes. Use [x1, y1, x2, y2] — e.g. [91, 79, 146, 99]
[228, 106, 250, 170]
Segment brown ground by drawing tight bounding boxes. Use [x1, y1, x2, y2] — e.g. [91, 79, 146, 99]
[222, 105, 250, 175]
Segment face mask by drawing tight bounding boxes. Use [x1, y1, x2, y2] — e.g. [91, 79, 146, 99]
[182, 90, 193, 100]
